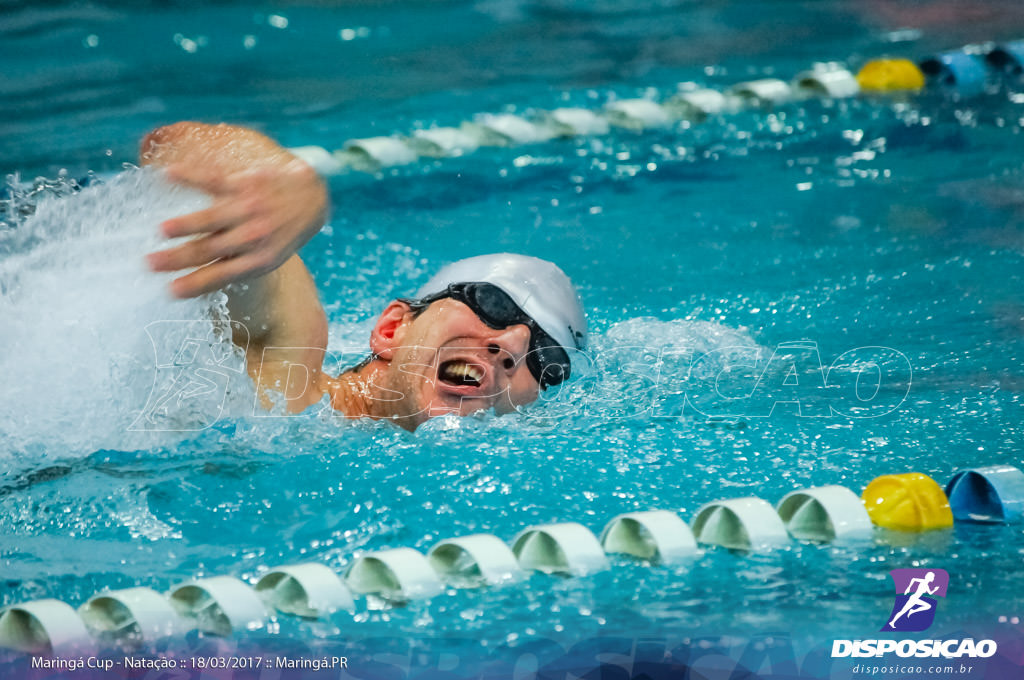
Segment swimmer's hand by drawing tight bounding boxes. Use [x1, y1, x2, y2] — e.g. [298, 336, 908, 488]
[140, 122, 327, 298]
[146, 161, 327, 298]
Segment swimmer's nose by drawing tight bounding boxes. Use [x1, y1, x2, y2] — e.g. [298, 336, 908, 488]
[487, 324, 531, 374]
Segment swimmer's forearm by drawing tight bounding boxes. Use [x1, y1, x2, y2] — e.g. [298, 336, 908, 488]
[226, 254, 327, 348]
[226, 255, 329, 411]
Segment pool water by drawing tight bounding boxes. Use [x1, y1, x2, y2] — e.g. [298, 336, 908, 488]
[2, 0, 1024, 669]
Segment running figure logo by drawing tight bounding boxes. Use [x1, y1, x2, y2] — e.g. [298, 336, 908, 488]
[882, 568, 949, 632]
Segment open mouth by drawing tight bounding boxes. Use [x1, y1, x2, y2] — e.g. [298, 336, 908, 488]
[438, 359, 486, 388]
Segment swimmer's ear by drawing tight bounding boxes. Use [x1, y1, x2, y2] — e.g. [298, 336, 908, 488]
[370, 300, 414, 360]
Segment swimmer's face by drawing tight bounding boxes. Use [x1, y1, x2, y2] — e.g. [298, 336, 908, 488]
[370, 299, 541, 429]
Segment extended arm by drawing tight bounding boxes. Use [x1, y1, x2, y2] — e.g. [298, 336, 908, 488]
[140, 122, 330, 411]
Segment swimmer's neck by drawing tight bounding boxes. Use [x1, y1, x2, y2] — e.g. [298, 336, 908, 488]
[323, 359, 418, 431]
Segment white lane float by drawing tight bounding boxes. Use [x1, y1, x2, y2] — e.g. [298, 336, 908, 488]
[776, 485, 873, 542]
[78, 587, 189, 648]
[791, 64, 861, 99]
[427, 534, 524, 586]
[462, 113, 550, 146]
[255, 563, 355, 618]
[287, 145, 347, 176]
[664, 86, 730, 121]
[727, 78, 793, 108]
[167, 576, 269, 636]
[600, 510, 699, 564]
[0, 599, 95, 654]
[338, 136, 419, 171]
[407, 127, 480, 157]
[604, 99, 672, 130]
[345, 548, 444, 602]
[691, 497, 791, 551]
[544, 107, 611, 137]
[511, 522, 609, 575]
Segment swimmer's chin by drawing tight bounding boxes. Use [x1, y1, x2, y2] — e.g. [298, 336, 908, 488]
[420, 392, 497, 421]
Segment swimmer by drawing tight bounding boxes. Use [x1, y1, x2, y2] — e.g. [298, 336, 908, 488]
[888, 571, 939, 629]
[140, 122, 586, 430]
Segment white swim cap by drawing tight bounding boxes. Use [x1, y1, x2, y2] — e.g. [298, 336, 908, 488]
[415, 253, 587, 350]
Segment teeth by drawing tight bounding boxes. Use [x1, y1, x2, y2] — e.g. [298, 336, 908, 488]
[441, 361, 484, 385]
[457, 364, 483, 381]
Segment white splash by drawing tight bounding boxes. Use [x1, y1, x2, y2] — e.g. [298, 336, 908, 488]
[0, 168, 251, 463]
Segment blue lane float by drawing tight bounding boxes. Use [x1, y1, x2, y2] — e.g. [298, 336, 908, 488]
[986, 40, 1024, 77]
[945, 465, 1024, 523]
[919, 49, 990, 97]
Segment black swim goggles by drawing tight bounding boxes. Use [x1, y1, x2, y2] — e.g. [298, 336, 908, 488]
[403, 282, 572, 389]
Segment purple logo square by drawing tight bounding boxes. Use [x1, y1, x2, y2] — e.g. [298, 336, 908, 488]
[881, 568, 949, 632]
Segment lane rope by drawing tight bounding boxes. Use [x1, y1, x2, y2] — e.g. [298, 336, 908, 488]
[288, 40, 1023, 176]
[2, 464, 1020, 654]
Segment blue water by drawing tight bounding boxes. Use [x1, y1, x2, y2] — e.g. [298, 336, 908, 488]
[2, 0, 1024, 660]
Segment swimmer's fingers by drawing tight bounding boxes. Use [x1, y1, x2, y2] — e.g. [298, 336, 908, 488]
[160, 163, 253, 237]
[151, 157, 326, 297]
[147, 219, 271, 271]
[148, 225, 283, 297]
[147, 237, 216, 277]
[167, 254, 272, 299]
[163, 162, 233, 196]
[160, 200, 254, 238]
[161, 161, 325, 243]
